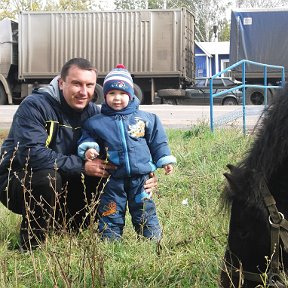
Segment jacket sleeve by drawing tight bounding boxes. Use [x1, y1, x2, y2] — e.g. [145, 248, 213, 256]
[12, 98, 84, 175]
[145, 113, 176, 168]
[77, 129, 100, 160]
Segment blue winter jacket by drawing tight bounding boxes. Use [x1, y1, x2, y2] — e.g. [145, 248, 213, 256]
[0, 76, 100, 194]
[78, 96, 176, 178]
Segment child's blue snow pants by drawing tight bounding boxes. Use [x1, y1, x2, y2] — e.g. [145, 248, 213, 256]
[97, 174, 161, 240]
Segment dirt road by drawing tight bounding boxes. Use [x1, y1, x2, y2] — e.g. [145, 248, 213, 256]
[0, 104, 264, 132]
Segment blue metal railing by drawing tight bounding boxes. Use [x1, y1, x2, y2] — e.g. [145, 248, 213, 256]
[209, 59, 285, 134]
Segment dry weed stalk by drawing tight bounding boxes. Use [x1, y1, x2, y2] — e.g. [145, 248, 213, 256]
[0, 143, 110, 286]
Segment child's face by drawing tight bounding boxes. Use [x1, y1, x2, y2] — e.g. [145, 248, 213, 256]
[106, 90, 130, 110]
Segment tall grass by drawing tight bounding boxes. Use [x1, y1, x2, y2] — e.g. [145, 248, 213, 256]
[0, 125, 252, 287]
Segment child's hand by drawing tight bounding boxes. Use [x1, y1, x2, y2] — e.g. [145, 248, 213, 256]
[163, 164, 174, 175]
[85, 148, 99, 161]
[135, 191, 152, 203]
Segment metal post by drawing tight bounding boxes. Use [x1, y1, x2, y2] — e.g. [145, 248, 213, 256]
[242, 61, 246, 135]
[282, 67, 285, 87]
[209, 78, 214, 132]
[264, 65, 267, 108]
[209, 59, 283, 135]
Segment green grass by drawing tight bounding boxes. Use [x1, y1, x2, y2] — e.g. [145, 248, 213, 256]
[0, 125, 252, 287]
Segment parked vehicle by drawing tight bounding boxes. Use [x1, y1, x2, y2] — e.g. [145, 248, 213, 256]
[0, 8, 194, 105]
[230, 8, 288, 105]
[161, 77, 242, 105]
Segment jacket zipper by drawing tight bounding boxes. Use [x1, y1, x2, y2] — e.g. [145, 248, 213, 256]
[118, 118, 131, 176]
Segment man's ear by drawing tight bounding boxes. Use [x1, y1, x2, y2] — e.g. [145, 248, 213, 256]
[58, 78, 64, 90]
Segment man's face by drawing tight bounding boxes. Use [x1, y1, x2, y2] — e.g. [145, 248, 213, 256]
[59, 65, 97, 111]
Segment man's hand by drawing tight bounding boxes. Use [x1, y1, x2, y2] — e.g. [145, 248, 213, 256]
[83, 158, 116, 177]
[144, 172, 158, 193]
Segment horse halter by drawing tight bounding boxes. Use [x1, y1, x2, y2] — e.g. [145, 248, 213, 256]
[259, 176, 288, 285]
[226, 176, 288, 286]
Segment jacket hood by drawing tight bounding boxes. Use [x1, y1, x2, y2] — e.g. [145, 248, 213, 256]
[38, 76, 61, 103]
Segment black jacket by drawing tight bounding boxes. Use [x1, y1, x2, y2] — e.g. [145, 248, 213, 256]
[0, 77, 100, 194]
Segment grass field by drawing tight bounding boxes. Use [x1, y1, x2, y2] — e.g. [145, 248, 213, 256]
[0, 125, 252, 287]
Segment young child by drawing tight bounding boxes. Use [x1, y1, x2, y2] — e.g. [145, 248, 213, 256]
[78, 64, 176, 240]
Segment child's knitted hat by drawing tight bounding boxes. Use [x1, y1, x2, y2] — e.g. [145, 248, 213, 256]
[103, 64, 134, 99]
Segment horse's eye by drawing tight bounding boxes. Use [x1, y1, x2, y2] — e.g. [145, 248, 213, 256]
[238, 230, 249, 239]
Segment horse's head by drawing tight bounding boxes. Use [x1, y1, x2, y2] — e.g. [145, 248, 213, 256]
[220, 87, 288, 287]
[220, 164, 280, 288]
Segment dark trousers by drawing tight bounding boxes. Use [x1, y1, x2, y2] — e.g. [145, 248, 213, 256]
[98, 175, 161, 240]
[0, 169, 101, 247]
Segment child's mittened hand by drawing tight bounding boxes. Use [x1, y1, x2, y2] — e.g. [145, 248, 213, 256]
[85, 148, 99, 161]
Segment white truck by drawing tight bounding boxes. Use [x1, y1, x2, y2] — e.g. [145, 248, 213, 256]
[0, 8, 195, 105]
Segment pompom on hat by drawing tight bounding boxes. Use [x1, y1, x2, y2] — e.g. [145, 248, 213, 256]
[103, 64, 134, 99]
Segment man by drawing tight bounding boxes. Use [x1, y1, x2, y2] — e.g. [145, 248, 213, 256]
[0, 58, 156, 250]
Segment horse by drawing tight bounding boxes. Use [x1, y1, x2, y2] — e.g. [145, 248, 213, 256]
[220, 86, 288, 288]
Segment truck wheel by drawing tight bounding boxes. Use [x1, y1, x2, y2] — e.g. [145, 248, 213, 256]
[246, 88, 264, 105]
[223, 98, 237, 105]
[94, 84, 104, 104]
[133, 84, 144, 103]
[162, 98, 177, 105]
[157, 89, 185, 97]
[0, 85, 8, 105]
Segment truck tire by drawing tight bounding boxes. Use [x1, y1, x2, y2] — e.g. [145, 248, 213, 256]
[245, 88, 265, 105]
[162, 98, 177, 105]
[94, 84, 104, 104]
[157, 89, 185, 98]
[133, 84, 144, 103]
[223, 97, 237, 105]
[0, 85, 8, 105]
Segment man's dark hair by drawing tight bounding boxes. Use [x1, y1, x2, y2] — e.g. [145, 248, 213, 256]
[61, 58, 97, 80]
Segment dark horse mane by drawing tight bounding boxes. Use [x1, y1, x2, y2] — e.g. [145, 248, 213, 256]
[222, 86, 288, 211]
